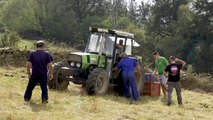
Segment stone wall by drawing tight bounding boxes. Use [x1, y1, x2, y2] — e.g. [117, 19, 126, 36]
[0, 47, 69, 66]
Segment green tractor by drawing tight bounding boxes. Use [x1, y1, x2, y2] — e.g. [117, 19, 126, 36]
[48, 27, 145, 95]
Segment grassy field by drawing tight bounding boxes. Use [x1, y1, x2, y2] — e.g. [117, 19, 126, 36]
[0, 67, 213, 120]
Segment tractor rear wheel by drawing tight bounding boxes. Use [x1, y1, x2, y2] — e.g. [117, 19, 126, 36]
[114, 63, 145, 96]
[135, 63, 146, 95]
[48, 62, 69, 91]
[85, 68, 109, 95]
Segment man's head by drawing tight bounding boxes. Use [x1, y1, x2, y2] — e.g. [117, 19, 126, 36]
[36, 40, 45, 49]
[116, 40, 124, 49]
[170, 56, 176, 62]
[119, 40, 123, 45]
[153, 51, 160, 60]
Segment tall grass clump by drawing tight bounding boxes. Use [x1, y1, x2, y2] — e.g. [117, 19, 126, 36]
[0, 30, 21, 48]
[45, 40, 74, 53]
[181, 65, 213, 92]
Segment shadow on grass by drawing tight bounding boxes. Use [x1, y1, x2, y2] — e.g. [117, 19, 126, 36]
[99, 94, 162, 106]
[26, 101, 50, 112]
[141, 95, 161, 102]
[103, 86, 162, 105]
[49, 84, 164, 105]
[160, 96, 168, 105]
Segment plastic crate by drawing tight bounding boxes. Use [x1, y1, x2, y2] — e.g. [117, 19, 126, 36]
[145, 73, 155, 82]
[142, 73, 161, 96]
[142, 82, 161, 96]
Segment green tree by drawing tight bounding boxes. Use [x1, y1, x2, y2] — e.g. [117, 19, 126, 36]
[1, 0, 39, 32]
[70, 0, 106, 23]
[34, 0, 83, 42]
[137, 1, 150, 27]
[128, 0, 138, 24]
[189, 0, 213, 73]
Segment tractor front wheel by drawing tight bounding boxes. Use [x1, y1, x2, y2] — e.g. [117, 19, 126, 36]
[85, 68, 109, 95]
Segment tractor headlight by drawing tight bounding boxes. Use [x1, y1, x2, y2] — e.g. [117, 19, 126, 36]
[76, 63, 81, 68]
[70, 62, 75, 66]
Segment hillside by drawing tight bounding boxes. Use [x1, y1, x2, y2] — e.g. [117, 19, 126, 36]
[17, 39, 75, 52]
[0, 67, 212, 120]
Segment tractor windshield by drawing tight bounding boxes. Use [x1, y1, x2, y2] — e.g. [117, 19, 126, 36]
[86, 33, 115, 57]
[86, 32, 140, 56]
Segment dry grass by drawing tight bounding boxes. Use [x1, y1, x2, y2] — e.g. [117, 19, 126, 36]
[17, 39, 75, 53]
[0, 67, 213, 120]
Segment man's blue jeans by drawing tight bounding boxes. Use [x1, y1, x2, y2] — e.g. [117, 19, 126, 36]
[122, 71, 138, 101]
[24, 75, 48, 101]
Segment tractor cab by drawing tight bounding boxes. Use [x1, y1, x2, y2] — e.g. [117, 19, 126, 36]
[86, 27, 140, 56]
[85, 27, 140, 72]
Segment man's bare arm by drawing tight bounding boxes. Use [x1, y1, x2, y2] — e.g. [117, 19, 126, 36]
[26, 61, 32, 74]
[48, 62, 53, 74]
[175, 58, 186, 69]
[152, 68, 157, 75]
[163, 71, 168, 78]
[48, 62, 53, 80]
[137, 64, 142, 76]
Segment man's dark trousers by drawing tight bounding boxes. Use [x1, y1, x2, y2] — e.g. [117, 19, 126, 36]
[167, 81, 182, 105]
[24, 75, 48, 101]
[122, 71, 138, 101]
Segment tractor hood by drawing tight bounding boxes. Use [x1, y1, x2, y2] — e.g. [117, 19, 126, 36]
[68, 52, 106, 69]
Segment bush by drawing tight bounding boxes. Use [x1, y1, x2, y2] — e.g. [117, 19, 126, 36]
[0, 23, 6, 33]
[181, 65, 213, 92]
[0, 30, 21, 47]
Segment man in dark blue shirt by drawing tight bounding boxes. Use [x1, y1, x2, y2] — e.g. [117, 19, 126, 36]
[24, 40, 53, 104]
[113, 52, 141, 103]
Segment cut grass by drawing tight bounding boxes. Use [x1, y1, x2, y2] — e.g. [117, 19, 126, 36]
[17, 39, 75, 53]
[0, 67, 213, 120]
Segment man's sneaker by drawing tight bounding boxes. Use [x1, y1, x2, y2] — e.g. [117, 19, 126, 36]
[179, 103, 184, 107]
[42, 100, 48, 104]
[125, 95, 131, 99]
[24, 98, 30, 102]
[167, 102, 171, 106]
[130, 101, 139, 105]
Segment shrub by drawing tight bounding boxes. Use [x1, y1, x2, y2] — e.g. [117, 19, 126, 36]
[181, 65, 213, 92]
[0, 30, 21, 47]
